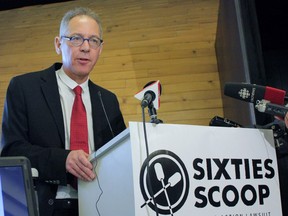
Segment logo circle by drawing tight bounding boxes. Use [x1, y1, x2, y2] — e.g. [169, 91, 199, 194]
[139, 150, 189, 214]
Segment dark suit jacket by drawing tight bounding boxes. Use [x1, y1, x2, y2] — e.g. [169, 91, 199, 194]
[1, 63, 126, 216]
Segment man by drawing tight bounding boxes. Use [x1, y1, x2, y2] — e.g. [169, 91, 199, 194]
[1, 7, 126, 216]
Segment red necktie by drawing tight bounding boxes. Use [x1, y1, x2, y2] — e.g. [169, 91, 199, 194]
[70, 86, 89, 153]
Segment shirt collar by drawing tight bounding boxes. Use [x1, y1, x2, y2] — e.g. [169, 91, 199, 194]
[57, 66, 89, 92]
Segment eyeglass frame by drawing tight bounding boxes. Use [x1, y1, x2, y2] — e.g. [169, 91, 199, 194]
[61, 34, 103, 49]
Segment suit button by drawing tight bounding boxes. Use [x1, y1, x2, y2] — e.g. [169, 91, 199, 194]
[48, 199, 54, 205]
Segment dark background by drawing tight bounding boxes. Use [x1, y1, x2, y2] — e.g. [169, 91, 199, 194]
[216, 0, 288, 126]
[255, 0, 288, 92]
[0, 0, 72, 11]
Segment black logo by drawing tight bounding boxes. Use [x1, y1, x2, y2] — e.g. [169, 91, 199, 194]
[139, 150, 189, 215]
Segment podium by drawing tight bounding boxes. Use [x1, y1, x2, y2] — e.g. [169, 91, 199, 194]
[78, 122, 283, 215]
[78, 127, 134, 215]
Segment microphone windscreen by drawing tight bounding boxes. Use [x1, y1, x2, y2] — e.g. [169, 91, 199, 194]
[224, 82, 286, 105]
[143, 81, 162, 95]
[264, 86, 286, 105]
[135, 80, 161, 109]
[224, 82, 265, 103]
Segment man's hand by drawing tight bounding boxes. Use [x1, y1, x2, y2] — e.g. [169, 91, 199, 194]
[66, 150, 96, 181]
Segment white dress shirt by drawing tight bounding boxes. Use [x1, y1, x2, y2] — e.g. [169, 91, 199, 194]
[55, 67, 95, 199]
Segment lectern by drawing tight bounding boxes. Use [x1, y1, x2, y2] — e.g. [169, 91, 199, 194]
[78, 127, 134, 215]
[79, 122, 282, 215]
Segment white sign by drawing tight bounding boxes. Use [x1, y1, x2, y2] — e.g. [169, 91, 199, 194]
[129, 122, 282, 216]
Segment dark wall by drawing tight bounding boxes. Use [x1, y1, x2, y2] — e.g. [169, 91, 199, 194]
[255, 1, 288, 51]
[0, 0, 73, 11]
[216, 0, 288, 126]
[215, 0, 267, 126]
[255, 1, 288, 92]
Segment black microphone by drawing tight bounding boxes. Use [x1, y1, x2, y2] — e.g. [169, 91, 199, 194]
[209, 116, 242, 127]
[141, 81, 162, 108]
[255, 100, 288, 118]
[224, 82, 286, 105]
[141, 90, 156, 108]
[98, 91, 115, 138]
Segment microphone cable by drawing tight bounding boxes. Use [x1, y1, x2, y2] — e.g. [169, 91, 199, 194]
[93, 157, 103, 216]
[98, 91, 115, 138]
[141, 106, 159, 216]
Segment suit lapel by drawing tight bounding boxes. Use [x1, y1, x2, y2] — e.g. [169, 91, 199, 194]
[40, 64, 65, 146]
[38, 68, 110, 150]
[89, 81, 105, 149]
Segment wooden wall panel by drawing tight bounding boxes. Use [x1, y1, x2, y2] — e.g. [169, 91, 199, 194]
[0, 0, 222, 127]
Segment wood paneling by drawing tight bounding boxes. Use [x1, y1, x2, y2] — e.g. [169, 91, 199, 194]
[0, 0, 222, 127]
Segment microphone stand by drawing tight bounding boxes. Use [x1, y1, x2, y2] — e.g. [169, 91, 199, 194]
[148, 103, 163, 124]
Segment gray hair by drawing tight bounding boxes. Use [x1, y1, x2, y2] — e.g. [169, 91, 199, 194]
[59, 7, 103, 38]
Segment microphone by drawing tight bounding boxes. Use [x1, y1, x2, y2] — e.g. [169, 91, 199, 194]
[141, 81, 162, 108]
[141, 90, 156, 108]
[98, 91, 115, 138]
[209, 116, 242, 127]
[255, 100, 288, 118]
[135, 80, 162, 109]
[224, 82, 286, 105]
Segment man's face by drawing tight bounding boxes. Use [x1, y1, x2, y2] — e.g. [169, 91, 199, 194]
[55, 15, 103, 83]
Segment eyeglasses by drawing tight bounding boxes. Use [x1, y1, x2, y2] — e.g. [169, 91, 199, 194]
[61, 35, 103, 49]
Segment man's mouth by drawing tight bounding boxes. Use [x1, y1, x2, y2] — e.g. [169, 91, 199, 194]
[78, 58, 90, 63]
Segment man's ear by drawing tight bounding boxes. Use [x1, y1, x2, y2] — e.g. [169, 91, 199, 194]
[99, 42, 104, 55]
[54, 36, 61, 55]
